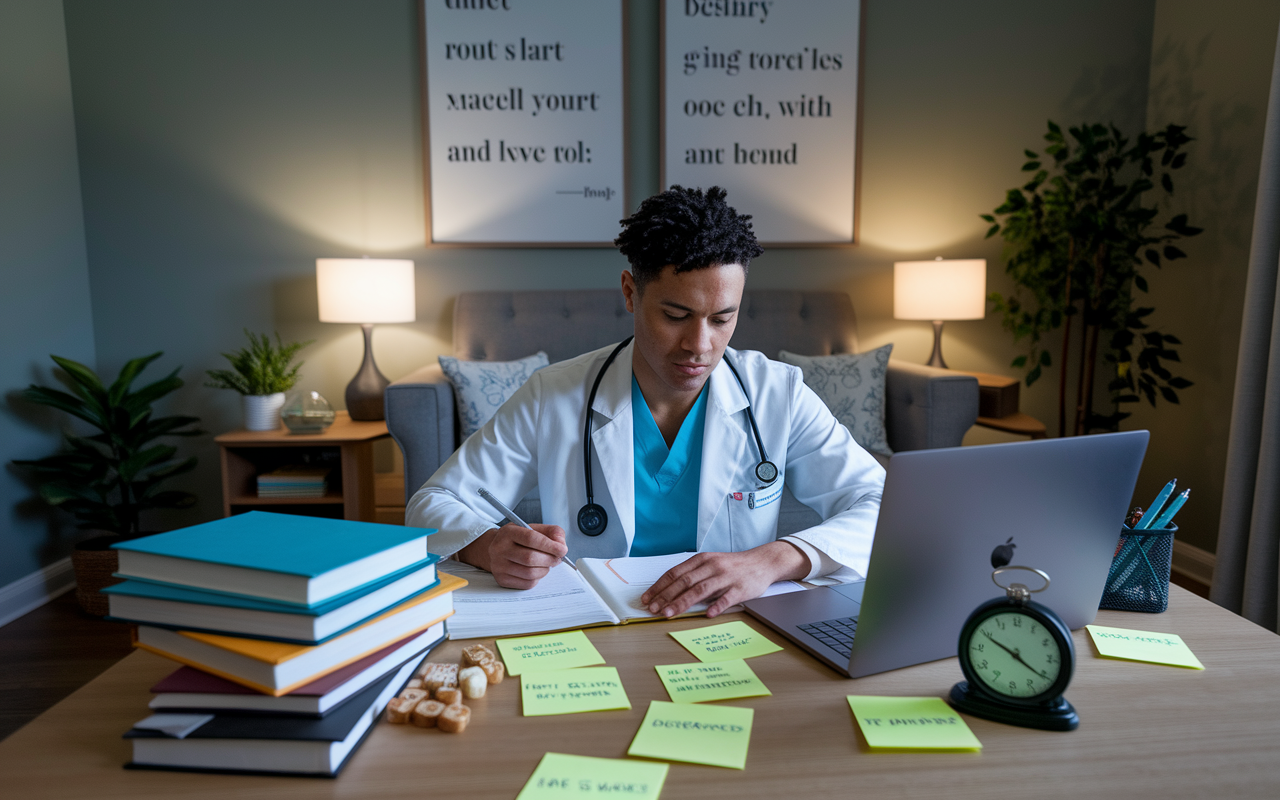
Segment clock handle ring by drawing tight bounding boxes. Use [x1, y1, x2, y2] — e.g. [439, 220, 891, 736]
[992, 565, 1051, 601]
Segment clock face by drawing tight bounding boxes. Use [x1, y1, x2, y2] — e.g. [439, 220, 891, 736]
[966, 610, 1063, 700]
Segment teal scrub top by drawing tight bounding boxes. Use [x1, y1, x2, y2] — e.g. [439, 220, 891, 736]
[630, 375, 707, 557]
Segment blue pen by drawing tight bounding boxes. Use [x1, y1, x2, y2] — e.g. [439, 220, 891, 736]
[1148, 488, 1189, 531]
[1136, 479, 1177, 529]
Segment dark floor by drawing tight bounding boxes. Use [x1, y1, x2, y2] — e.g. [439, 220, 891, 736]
[0, 591, 133, 741]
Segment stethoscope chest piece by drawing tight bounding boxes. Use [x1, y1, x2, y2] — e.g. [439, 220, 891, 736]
[577, 503, 607, 537]
[755, 460, 779, 485]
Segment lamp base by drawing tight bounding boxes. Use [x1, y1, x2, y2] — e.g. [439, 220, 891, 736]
[346, 324, 389, 421]
[926, 320, 949, 369]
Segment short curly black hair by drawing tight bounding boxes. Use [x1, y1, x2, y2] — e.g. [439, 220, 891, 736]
[615, 186, 764, 289]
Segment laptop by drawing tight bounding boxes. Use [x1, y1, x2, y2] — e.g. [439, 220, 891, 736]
[742, 430, 1149, 677]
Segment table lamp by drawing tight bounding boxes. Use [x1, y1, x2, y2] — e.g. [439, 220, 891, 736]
[316, 258, 415, 421]
[893, 257, 986, 369]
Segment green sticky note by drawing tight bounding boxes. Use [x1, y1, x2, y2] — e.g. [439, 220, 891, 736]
[521, 667, 632, 716]
[846, 696, 983, 752]
[516, 753, 668, 800]
[627, 700, 754, 769]
[497, 630, 606, 675]
[668, 620, 783, 663]
[1086, 625, 1205, 669]
[655, 659, 771, 704]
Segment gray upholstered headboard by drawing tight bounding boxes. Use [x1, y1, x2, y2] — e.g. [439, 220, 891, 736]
[451, 289, 859, 363]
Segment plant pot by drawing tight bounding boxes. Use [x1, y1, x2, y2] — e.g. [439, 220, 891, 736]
[243, 392, 286, 431]
[70, 535, 123, 617]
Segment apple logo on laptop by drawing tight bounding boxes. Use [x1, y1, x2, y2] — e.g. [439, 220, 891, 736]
[991, 537, 1016, 568]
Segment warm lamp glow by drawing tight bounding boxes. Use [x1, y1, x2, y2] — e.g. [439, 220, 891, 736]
[894, 259, 987, 321]
[316, 258, 416, 324]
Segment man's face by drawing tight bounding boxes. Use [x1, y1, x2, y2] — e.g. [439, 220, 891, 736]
[622, 263, 746, 400]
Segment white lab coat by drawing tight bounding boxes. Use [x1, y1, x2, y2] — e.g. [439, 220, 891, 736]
[405, 341, 886, 577]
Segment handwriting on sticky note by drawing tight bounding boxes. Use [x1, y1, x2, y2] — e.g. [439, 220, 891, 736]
[1086, 625, 1204, 669]
[496, 630, 605, 675]
[846, 696, 982, 751]
[521, 667, 631, 716]
[515, 753, 668, 800]
[627, 700, 754, 770]
[655, 659, 771, 704]
[669, 620, 783, 663]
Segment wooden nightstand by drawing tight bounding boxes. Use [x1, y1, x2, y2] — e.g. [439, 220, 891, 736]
[955, 370, 1048, 439]
[215, 411, 392, 521]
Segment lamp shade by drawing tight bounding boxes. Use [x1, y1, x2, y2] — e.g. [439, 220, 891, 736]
[316, 258, 416, 324]
[893, 259, 987, 321]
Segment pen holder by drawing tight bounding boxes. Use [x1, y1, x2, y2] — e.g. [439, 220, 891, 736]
[1099, 523, 1176, 613]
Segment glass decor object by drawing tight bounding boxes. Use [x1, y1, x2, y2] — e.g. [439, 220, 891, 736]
[281, 390, 336, 434]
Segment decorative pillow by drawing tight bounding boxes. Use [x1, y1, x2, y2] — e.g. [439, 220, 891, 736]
[438, 352, 550, 440]
[778, 345, 893, 456]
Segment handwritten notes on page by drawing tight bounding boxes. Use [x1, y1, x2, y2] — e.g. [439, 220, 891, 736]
[627, 700, 754, 769]
[846, 696, 983, 752]
[669, 620, 783, 663]
[516, 753, 668, 800]
[655, 660, 771, 704]
[521, 667, 631, 716]
[1086, 625, 1205, 669]
[497, 630, 605, 676]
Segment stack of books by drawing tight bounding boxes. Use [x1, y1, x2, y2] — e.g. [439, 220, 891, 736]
[103, 511, 463, 777]
[256, 466, 330, 498]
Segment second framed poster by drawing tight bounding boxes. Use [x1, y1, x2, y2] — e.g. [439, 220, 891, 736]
[662, 0, 862, 244]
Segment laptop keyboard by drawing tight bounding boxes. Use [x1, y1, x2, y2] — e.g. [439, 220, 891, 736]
[798, 616, 858, 658]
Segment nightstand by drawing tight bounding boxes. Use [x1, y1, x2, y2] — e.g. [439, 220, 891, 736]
[955, 370, 1048, 439]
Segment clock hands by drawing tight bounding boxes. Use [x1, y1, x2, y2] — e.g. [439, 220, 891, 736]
[981, 629, 1050, 680]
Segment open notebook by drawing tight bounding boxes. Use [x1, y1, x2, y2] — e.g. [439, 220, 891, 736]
[441, 552, 803, 640]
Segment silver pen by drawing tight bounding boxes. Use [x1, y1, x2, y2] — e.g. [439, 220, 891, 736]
[477, 487, 577, 571]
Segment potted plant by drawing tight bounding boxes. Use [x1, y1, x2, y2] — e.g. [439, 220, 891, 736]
[11, 353, 203, 615]
[205, 330, 312, 431]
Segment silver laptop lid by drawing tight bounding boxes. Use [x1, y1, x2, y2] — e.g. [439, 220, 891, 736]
[846, 430, 1149, 678]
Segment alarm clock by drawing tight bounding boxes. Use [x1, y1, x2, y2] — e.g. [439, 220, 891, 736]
[949, 565, 1079, 731]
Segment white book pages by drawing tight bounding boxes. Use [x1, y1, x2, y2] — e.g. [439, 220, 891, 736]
[439, 561, 619, 640]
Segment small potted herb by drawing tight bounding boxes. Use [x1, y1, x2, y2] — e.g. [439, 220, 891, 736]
[12, 353, 203, 615]
[205, 330, 312, 431]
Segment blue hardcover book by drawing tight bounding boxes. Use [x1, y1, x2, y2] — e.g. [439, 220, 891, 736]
[103, 557, 441, 644]
[113, 511, 435, 606]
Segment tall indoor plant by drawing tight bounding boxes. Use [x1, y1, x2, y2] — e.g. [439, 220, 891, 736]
[205, 330, 312, 431]
[984, 121, 1203, 436]
[12, 353, 203, 614]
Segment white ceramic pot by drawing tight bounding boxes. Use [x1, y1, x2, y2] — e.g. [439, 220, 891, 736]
[243, 392, 286, 431]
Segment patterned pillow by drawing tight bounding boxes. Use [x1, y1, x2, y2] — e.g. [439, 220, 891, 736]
[777, 345, 894, 456]
[438, 352, 550, 440]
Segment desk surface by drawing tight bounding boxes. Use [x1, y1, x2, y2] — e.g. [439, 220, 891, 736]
[2, 586, 1278, 798]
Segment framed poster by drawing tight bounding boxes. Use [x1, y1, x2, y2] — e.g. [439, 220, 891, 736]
[662, 0, 863, 244]
[422, 0, 626, 245]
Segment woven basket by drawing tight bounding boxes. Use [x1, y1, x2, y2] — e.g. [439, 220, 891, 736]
[70, 536, 123, 616]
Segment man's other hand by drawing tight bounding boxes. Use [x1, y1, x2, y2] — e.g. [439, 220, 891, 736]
[640, 541, 809, 618]
[457, 523, 569, 589]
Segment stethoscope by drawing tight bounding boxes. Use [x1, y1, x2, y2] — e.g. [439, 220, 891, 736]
[577, 336, 778, 537]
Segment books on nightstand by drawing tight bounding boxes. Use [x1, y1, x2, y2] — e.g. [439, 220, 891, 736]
[256, 466, 330, 498]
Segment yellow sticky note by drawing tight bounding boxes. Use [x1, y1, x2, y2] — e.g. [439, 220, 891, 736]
[627, 700, 754, 770]
[516, 753, 668, 800]
[497, 630, 605, 675]
[1086, 625, 1205, 669]
[846, 696, 983, 752]
[669, 620, 783, 662]
[521, 667, 632, 716]
[655, 659, 771, 704]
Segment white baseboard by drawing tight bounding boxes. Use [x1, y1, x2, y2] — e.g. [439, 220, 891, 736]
[1172, 540, 1215, 588]
[0, 557, 76, 628]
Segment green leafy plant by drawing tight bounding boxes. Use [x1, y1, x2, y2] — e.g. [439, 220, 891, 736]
[12, 353, 203, 538]
[984, 120, 1203, 436]
[205, 330, 313, 396]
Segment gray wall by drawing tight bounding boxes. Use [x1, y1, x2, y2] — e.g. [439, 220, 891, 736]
[0, 0, 96, 586]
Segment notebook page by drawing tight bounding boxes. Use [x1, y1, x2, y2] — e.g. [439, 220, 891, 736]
[438, 561, 620, 639]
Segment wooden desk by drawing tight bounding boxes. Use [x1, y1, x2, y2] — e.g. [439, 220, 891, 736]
[2, 586, 1278, 798]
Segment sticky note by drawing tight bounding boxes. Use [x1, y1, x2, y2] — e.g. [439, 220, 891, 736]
[627, 700, 754, 770]
[655, 659, 771, 704]
[521, 667, 632, 716]
[497, 630, 605, 675]
[846, 696, 983, 752]
[1086, 625, 1205, 669]
[516, 753, 669, 800]
[668, 620, 783, 663]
